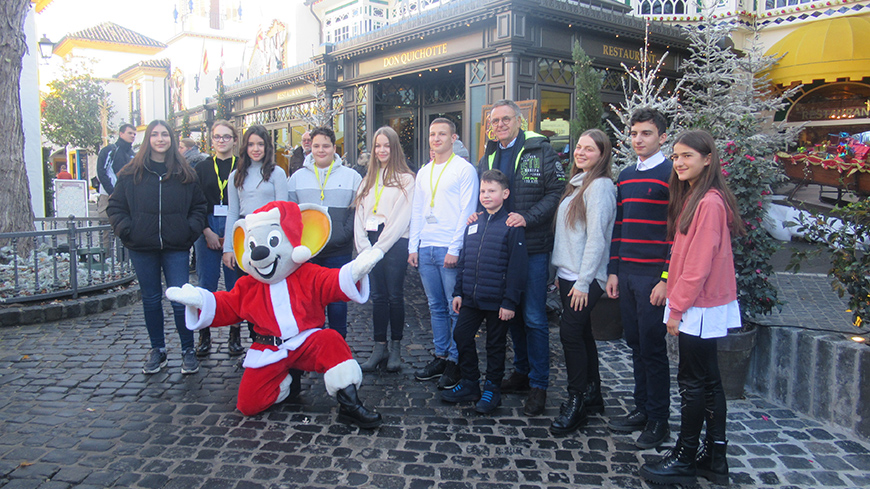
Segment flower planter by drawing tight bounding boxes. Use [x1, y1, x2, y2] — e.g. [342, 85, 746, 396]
[717, 323, 757, 400]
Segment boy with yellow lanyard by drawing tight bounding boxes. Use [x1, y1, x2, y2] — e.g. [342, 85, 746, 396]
[408, 118, 479, 390]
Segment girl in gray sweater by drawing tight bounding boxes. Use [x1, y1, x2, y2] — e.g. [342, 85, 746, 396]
[549, 129, 617, 436]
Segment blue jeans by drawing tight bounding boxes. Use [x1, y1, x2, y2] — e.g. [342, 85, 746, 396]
[368, 235, 408, 342]
[417, 246, 459, 363]
[194, 215, 238, 293]
[128, 248, 194, 351]
[509, 252, 551, 390]
[309, 253, 352, 337]
[620, 273, 670, 421]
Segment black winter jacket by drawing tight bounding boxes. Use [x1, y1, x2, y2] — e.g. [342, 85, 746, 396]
[107, 160, 208, 252]
[478, 131, 565, 255]
[453, 207, 528, 311]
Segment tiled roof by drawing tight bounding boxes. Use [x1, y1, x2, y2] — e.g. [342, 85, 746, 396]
[61, 22, 167, 49]
[115, 58, 171, 78]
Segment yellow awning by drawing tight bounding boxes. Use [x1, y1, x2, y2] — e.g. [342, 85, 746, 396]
[764, 16, 870, 86]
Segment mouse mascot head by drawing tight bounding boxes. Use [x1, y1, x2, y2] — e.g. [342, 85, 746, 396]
[231, 201, 331, 284]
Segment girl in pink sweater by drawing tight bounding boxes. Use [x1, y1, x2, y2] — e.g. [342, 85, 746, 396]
[640, 130, 745, 486]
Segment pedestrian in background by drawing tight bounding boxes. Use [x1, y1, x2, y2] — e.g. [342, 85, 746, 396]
[96, 124, 136, 256]
[180, 138, 210, 168]
[288, 126, 361, 339]
[354, 126, 415, 372]
[640, 130, 744, 486]
[193, 120, 244, 357]
[107, 120, 207, 375]
[549, 129, 616, 436]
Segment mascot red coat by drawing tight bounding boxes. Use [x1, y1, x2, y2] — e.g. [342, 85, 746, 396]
[167, 201, 383, 427]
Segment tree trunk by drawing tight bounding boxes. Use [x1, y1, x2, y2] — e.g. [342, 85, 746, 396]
[0, 0, 36, 253]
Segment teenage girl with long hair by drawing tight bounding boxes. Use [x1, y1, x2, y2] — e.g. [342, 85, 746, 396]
[107, 120, 207, 375]
[222, 125, 288, 270]
[549, 129, 616, 436]
[640, 130, 745, 486]
[353, 126, 416, 372]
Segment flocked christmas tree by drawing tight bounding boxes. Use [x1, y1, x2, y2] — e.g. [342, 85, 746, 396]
[606, 21, 683, 167]
[570, 41, 605, 138]
[676, 6, 802, 322]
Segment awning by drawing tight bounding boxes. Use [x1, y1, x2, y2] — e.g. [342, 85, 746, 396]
[764, 16, 870, 86]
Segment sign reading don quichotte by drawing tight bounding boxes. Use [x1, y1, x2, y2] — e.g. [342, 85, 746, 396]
[357, 33, 483, 77]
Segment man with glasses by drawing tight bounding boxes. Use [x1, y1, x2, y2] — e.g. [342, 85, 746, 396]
[288, 131, 313, 177]
[477, 99, 565, 416]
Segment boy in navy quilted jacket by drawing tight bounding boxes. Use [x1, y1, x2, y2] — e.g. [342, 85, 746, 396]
[442, 170, 528, 414]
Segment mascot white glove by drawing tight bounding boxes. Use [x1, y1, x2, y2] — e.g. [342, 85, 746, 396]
[350, 248, 384, 283]
[166, 283, 204, 309]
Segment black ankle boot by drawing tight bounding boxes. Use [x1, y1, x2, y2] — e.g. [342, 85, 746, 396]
[697, 439, 729, 485]
[639, 438, 698, 486]
[550, 393, 587, 436]
[228, 326, 245, 356]
[336, 384, 382, 428]
[584, 381, 604, 414]
[195, 329, 211, 357]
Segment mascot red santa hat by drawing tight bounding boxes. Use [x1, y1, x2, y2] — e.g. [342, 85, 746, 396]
[167, 201, 384, 428]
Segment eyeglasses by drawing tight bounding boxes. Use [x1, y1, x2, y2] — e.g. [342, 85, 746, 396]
[212, 135, 234, 142]
[490, 116, 516, 127]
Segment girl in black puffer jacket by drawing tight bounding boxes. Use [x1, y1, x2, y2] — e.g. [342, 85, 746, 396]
[108, 120, 207, 376]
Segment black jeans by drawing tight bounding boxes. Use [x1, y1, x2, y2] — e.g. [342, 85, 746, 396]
[678, 332, 727, 445]
[367, 233, 409, 342]
[619, 273, 670, 421]
[453, 304, 516, 385]
[558, 278, 604, 395]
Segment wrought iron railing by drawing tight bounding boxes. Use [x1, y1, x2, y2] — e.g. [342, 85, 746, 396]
[0, 217, 135, 304]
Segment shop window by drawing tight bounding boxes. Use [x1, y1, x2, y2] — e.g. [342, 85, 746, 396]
[787, 82, 870, 146]
[602, 70, 624, 92]
[357, 105, 367, 154]
[540, 90, 571, 158]
[358, 85, 368, 105]
[375, 80, 417, 106]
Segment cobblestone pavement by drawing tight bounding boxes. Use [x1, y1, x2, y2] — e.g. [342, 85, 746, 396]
[2, 268, 869, 489]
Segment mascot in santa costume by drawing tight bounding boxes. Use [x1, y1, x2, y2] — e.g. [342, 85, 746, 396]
[166, 201, 384, 428]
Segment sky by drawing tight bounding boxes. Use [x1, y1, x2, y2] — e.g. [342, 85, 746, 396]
[35, 0, 278, 45]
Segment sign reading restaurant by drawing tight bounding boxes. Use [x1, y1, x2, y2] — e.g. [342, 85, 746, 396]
[583, 38, 675, 71]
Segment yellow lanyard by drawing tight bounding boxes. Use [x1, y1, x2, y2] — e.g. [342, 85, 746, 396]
[372, 171, 385, 214]
[429, 153, 455, 207]
[315, 161, 335, 201]
[214, 156, 236, 203]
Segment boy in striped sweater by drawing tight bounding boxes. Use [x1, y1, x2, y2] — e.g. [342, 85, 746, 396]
[605, 108, 673, 450]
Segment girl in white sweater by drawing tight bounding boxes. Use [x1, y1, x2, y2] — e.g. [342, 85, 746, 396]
[354, 126, 415, 372]
[549, 128, 617, 436]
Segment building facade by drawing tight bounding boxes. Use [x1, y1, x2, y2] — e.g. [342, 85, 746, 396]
[226, 0, 688, 169]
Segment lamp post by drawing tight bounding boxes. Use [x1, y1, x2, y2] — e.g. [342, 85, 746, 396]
[37, 35, 54, 60]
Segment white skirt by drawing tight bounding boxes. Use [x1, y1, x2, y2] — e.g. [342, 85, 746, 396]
[663, 299, 741, 339]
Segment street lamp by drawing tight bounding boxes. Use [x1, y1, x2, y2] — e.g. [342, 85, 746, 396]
[37, 35, 54, 60]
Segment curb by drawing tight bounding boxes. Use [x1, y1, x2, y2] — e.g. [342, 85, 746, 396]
[0, 285, 141, 327]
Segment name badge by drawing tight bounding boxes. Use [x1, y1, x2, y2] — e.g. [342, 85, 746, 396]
[365, 217, 379, 232]
[213, 205, 229, 217]
[468, 224, 478, 235]
[426, 214, 438, 224]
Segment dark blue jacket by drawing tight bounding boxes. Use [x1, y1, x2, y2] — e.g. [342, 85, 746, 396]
[453, 207, 527, 311]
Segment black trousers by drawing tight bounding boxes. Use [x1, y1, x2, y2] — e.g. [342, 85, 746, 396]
[453, 304, 516, 384]
[367, 233, 409, 342]
[678, 331, 727, 445]
[619, 273, 670, 421]
[558, 278, 604, 395]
